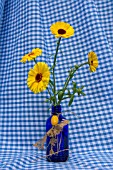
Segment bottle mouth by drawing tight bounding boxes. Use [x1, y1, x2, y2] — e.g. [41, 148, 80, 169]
[52, 113, 58, 115]
[52, 105, 61, 114]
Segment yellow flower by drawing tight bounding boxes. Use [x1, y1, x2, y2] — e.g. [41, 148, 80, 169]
[50, 21, 74, 38]
[20, 54, 28, 63]
[27, 62, 50, 93]
[20, 48, 42, 63]
[88, 51, 98, 72]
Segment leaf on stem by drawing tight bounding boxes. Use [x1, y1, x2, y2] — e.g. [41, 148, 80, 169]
[44, 98, 51, 103]
[50, 71, 53, 75]
[50, 96, 55, 103]
[67, 89, 71, 95]
[68, 95, 74, 106]
[81, 91, 86, 96]
[72, 81, 77, 93]
[77, 86, 86, 96]
[75, 65, 79, 69]
[72, 81, 77, 88]
[58, 91, 64, 100]
[69, 69, 74, 78]
[49, 80, 54, 87]
[81, 86, 85, 90]
[50, 65, 55, 71]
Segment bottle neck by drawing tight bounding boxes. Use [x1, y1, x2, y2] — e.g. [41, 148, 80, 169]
[51, 105, 61, 115]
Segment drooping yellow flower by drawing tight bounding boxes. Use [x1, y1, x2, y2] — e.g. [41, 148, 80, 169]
[20, 48, 42, 63]
[50, 21, 74, 38]
[88, 51, 98, 72]
[27, 62, 50, 93]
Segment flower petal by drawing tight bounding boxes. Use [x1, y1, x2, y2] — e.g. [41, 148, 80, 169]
[50, 21, 74, 38]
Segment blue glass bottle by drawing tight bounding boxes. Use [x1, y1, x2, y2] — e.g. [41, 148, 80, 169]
[46, 105, 69, 162]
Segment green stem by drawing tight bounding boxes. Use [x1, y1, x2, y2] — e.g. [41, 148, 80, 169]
[34, 58, 37, 64]
[49, 82, 54, 94]
[58, 61, 88, 105]
[47, 87, 53, 104]
[57, 76, 71, 105]
[78, 62, 88, 68]
[53, 37, 61, 106]
[47, 87, 52, 98]
[62, 96, 71, 100]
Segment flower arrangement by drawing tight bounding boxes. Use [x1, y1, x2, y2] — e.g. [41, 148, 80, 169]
[20, 21, 98, 161]
[21, 21, 98, 105]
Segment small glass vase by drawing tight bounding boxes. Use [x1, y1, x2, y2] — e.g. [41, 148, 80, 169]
[46, 105, 69, 162]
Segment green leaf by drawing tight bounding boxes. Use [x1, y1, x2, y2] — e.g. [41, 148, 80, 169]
[81, 86, 84, 89]
[44, 98, 51, 103]
[77, 87, 86, 96]
[68, 95, 74, 106]
[49, 80, 54, 87]
[49, 96, 55, 104]
[69, 71, 73, 78]
[72, 81, 77, 88]
[75, 65, 79, 69]
[72, 82, 77, 93]
[73, 88, 77, 93]
[58, 91, 64, 100]
[77, 88, 81, 96]
[81, 91, 86, 96]
[67, 89, 71, 95]
[49, 66, 54, 71]
[50, 71, 53, 75]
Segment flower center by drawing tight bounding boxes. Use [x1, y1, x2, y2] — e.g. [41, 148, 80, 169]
[28, 52, 34, 56]
[91, 60, 93, 65]
[58, 29, 66, 34]
[35, 73, 42, 82]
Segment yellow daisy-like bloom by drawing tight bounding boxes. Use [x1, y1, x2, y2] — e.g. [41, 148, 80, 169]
[88, 51, 98, 72]
[27, 62, 50, 93]
[50, 21, 74, 38]
[20, 48, 42, 63]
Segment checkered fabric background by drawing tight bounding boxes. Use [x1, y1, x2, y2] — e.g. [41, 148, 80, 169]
[0, 0, 113, 169]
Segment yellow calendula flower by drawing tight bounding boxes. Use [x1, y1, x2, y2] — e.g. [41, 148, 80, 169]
[50, 21, 74, 38]
[20, 48, 42, 63]
[27, 62, 50, 94]
[88, 51, 98, 72]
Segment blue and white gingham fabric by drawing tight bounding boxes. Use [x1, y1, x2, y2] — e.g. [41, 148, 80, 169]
[0, 0, 113, 169]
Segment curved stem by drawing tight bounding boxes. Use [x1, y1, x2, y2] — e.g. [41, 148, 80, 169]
[62, 96, 71, 100]
[78, 62, 88, 68]
[58, 62, 88, 105]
